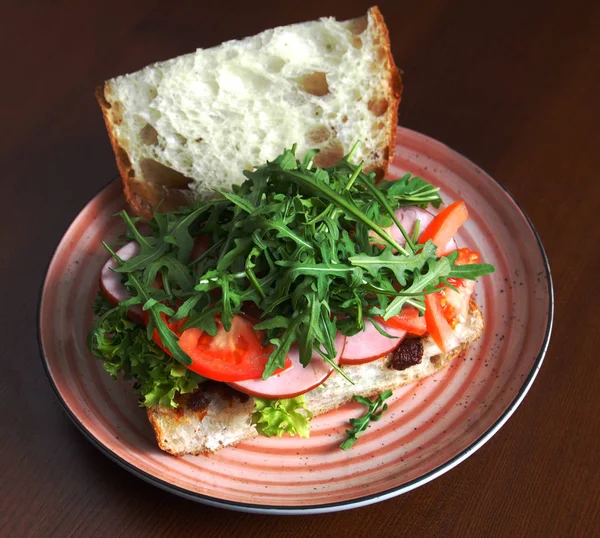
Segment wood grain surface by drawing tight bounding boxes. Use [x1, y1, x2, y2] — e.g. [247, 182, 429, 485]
[1, 0, 599, 536]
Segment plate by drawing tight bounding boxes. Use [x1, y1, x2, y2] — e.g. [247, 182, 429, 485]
[38, 127, 553, 514]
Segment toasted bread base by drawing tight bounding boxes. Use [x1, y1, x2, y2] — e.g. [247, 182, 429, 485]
[147, 301, 483, 456]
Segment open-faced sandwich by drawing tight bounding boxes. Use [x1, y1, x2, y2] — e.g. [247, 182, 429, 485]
[89, 7, 494, 456]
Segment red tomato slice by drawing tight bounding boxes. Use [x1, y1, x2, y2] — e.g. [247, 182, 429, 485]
[178, 317, 292, 382]
[443, 248, 480, 324]
[455, 247, 481, 265]
[146, 311, 291, 382]
[419, 200, 469, 256]
[425, 292, 459, 354]
[378, 306, 427, 336]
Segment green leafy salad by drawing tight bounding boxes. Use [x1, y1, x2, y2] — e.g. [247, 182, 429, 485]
[89, 143, 494, 444]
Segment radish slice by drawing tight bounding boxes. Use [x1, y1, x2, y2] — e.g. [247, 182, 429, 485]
[340, 321, 406, 365]
[380, 207, 456, 254]
[228, 333, 346, 399]
[99, 241, 143, 323]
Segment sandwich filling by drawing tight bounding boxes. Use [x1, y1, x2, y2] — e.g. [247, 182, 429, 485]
[89, 144, 494, 442]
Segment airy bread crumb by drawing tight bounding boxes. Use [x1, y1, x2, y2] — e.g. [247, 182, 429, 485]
[97, 7, 401, 218]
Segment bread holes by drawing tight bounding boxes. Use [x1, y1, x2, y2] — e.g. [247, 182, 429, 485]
[265, 55, 285, 73]
[298, 72, 329, 96]
[284, 92, 307, 107]
[351, 36, 363, 49]
[96, 86, 112, 109]
[307, 126, 330, 145]
[173, 133, 188, 146]
[140, 124, 159, 146]
[323, 40, 337, 53]
[127, 179, 194, 216]
[111, 101, 124, 125]
[368, 97, 389, 117]
[140, 159, 193, 189]
[148, 107, 162, 122]
[348, 14, 368, 35]
[161, 188, 195, 212]
[430, 355, 443, 368]
[313, 139, 344, 168]
[115, 145, 131, 167]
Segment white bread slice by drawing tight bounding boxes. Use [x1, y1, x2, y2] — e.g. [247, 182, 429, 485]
[97, 6, 402, 218]
[147, 301, 484, 456]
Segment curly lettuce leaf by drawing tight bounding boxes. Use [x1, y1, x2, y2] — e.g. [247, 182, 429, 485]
[88, 293, 203, 408]
[252, 396, 313, 438]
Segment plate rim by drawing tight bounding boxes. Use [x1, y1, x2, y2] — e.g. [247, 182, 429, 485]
[37, 127, 554, 514]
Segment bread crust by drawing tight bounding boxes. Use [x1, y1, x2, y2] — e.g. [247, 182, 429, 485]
[367, 6, 403, 179]
[147, 300, 484, 456]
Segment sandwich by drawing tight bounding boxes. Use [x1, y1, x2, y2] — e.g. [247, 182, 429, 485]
[89, 7, 495, 456]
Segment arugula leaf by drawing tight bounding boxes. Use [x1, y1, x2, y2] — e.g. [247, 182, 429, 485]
[167, 203, 214, 263]
[340, 390, 393, 450]
[115, 243, 168, 273]
[252, 395, 313, 438]
[144, 257, 195, 291]
[217, 190, 256, 214]
[449, 262, 496, 280]
[348, 163, 416, 251]
[349, 242, 436, 285]
[382, 173, 443, 208]
[281, 169, 406, 253]
[383, 255, 453, 319]
[261, 316, 303, 379]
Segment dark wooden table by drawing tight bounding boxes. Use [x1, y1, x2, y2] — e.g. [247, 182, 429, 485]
[2, 0, 599, 535]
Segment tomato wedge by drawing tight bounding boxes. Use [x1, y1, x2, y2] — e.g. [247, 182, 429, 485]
[442, 248, 480, 325]
[147, 311, 290, 382]
[425, 292, 459, 353]
[178, 317, 292, 382]
[379, 306, 427, 336]
[419, 200, 469, 256]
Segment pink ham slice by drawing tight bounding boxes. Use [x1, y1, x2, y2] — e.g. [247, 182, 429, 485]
[99, 241, 143, 323]
[228, 333, 346, 399]
[340, 321, 406, 365]
[99, 237, 210, 324]
[385, 207, 456, 254]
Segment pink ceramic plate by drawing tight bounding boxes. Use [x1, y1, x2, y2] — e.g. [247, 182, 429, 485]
[38, 127, 553, 514]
